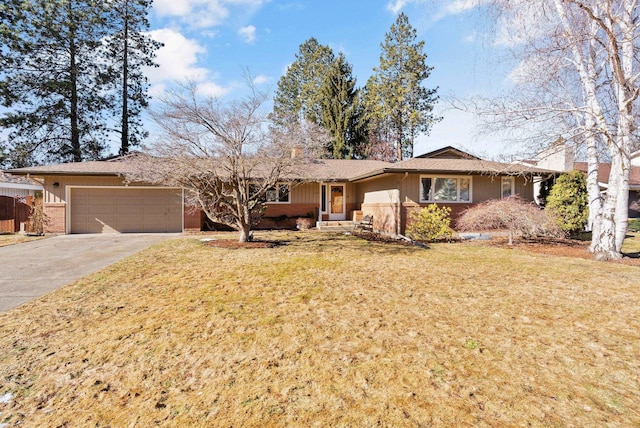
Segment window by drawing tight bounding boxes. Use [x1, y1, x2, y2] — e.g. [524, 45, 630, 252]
[266, 183, 290, 203]
[501, 177, 515, 199]
[249, 182, 290, 203]
[420, 176, 471, 203]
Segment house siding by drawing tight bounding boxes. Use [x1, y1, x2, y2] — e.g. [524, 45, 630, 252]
[40, 176, 187, 234]
[356, 173, 538, 235]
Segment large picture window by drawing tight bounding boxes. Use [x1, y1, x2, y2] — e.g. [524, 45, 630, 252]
[420, 176, 471, 203]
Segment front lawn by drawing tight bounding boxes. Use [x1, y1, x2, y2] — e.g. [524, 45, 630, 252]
[0, 232, 639, 426]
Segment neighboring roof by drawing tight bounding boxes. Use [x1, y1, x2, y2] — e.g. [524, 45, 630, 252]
[415, 146, 481, 160]
[0, 172, 43, 189]
[573, 162, 640, 188]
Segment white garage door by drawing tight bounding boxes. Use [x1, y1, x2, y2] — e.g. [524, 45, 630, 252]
[70, 187, 182, 233]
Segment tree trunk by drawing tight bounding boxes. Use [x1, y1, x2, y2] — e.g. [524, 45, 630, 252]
[592, 189, 621, 260]
[120, 0, 130, 156]
[238, 223, 252, 243]
[68, 1, 81, 162]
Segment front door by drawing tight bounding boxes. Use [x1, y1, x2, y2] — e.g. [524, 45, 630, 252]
[329, 184, 346, 220]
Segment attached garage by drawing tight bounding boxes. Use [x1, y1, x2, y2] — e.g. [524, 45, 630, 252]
[69, 187, 183, 234]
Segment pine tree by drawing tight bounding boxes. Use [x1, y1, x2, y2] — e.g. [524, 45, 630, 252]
[319, 53, 365, 158]
[103, 0, 161, 156]
[365, 13, 439, 161]
[0, 0, 112, 166]
[271, 38, 335, 129]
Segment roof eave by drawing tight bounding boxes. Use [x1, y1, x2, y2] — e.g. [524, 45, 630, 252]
[6, 170, 122, 177]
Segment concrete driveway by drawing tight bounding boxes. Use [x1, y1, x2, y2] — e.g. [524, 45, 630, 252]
[0, 234, 177, 313]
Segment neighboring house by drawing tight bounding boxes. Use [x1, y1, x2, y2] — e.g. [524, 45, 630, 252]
[0, 172, 43, 233]
[535, 144, 640, 218]
[7, 146, 553, 236]
[0, 172, 43, 197]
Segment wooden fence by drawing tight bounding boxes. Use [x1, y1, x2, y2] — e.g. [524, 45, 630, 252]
[0, 195, 33, 233]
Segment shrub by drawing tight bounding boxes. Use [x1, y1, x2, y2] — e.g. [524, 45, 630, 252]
[27, 196, 49, 235]
[545, 170, 588, 235]
[457, 197, 564, 245]
[406, 204, 453, 242]
[629, 219, 640, 232]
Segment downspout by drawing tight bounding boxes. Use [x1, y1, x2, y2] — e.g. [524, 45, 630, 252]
[318, 181, 323, 230]
[398, 172, 408, 237]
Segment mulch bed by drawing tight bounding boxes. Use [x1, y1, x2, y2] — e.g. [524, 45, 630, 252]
[481, 236, 640, 265]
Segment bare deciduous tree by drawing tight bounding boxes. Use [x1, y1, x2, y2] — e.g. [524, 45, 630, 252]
[462, 0, 639, 260]
[123, 82, 328, 242]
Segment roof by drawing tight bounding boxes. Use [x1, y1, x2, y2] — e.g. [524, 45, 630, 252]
[0, 172, 43, 189]
[351, 157, 556, 181]
[415, 146, 481, 160]
[295, 159, 392, 181]
[574, 162, 640, 188]
[6, 150, 554, 182]
[6, 159, 136, 176]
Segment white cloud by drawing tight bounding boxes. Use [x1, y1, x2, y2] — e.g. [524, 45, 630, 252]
[154, 0, 268, 29]
[146, 28, 208, 85]
[462, 31, 477, 43]
[196, 81, 229, 98]
[252, 74, 269, 85]
[431, 0, 489, 21]
[238, 25, 257, 43]
[387, 0, 409, 14]
[144, 28, 232, 99]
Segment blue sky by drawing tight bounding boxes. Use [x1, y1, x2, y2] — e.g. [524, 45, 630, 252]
[142, 0, 515, 159]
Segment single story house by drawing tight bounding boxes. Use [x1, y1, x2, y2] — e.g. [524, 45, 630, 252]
[7, 146, 554, 236]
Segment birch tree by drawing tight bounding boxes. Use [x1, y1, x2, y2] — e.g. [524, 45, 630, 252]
[471, 0, 639, 260]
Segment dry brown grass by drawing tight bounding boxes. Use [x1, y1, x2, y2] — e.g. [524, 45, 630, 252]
[0, 234, 46, 247]
[1, 231, 639, 426]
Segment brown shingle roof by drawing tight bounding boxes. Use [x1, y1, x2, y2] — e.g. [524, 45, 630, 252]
[368, 158, 556, 177]
[574, 162, 640, 187]
[297, 159, 392, 181]
[6, 159, 136, 176]
[0, 171, 42, 186]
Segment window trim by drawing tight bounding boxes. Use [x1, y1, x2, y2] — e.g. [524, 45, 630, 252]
[419, 175, 472, 203]
[265, 182, 291, 204]
[501, 176, 515, 199]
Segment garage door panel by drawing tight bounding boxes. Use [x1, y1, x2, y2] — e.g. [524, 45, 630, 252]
[70, 188, 182, 234]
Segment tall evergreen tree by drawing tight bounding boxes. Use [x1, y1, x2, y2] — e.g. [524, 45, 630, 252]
[271, 38, 334, 129]
[365, 12, 439, 161]
[319, 53, 364, 158]
[103, 0, 161, 156]
[0, 0, 112, 166]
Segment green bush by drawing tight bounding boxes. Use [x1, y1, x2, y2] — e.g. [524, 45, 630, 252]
[629, 219, 640, 232]
[545, 170, 588, 235]
[406, 204, 453, 242]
